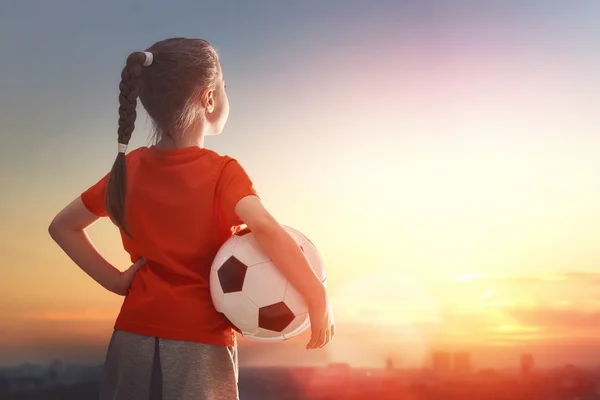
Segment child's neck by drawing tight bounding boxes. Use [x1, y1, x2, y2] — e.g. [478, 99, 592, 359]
[155, 132, 204, 150]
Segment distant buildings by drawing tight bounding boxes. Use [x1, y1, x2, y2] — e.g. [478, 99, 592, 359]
[521, 353, 535, 378]
[431, 351, 472, 375]
[7, 357, 600, 400]
[433, 352, 451, 374]
[454, 352, 471, 373]
[0, 361, 103, 396]
[385, 357, 394, 371]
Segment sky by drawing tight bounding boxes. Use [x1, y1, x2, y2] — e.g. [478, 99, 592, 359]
[1, 0, 600, 370]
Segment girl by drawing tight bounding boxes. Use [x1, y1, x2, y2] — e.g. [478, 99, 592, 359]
[48, 37, 334, 400]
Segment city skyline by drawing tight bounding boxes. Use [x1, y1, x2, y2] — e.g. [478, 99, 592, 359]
[2, 351, 598, 399]
[0, 350, 588, 374]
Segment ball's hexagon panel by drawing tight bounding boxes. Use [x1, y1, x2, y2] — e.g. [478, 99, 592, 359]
[282, 313, 310, 340]
[281, 225, 307, 247]
[233, 234, 270, 266]
[244, 328, 284, 342]
[283, 283, 308, 315]
[222, 314, 242, 334]
[221, 292, 259, 335]
[211, 235, 240, 271]
[258, 302, 295, 332]
[218, 256, 247, 293]
[209, 269, 224, 312]
[301, 231, 317, 247]
[299, 240, 326, 283]
[242, 261, 287, 308]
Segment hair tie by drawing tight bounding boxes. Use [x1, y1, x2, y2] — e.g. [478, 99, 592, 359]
[118, 143, 128, 153]
[142, 51, 153, 66]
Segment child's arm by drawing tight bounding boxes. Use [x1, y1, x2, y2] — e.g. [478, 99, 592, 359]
[235, 195, 325, 306]
[48, 197, 145, 296]
[234, 195, 335, 349]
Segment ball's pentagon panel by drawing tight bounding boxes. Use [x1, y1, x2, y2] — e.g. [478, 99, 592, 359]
[210, 234, 240, 271]
[282, 313, 310, 339]
[258, 301, 296, 332]
[218, 256, 247, 293]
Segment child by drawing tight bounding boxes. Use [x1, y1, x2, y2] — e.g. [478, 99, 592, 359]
[48, 37, 334, 400]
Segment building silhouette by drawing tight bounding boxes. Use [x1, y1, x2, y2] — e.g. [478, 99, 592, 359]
[453, 352, 471, 373]
[521, 353, 534, 378]
[433, 352, 451, 374]
[385, 356, 394, 371]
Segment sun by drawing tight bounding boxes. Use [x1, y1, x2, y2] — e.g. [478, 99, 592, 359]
[325, 272, 442, 368]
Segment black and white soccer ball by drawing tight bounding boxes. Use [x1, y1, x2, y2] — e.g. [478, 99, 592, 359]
[209, 225, 326, 342]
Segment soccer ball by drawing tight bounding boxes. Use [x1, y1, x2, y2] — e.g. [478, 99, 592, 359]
[209, 225, 326, 342]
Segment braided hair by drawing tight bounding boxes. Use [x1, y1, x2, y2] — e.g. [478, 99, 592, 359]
[104, 38, 220, 237]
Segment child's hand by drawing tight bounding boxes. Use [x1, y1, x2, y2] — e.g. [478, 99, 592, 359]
[112, 257, 147, 296]
[306, 295, 335, 350]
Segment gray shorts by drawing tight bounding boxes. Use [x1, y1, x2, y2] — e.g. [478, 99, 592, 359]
[99, 329, 239, 400]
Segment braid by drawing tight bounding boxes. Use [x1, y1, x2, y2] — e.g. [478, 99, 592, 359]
[118, 53, 145, 145]
[105, 52, 146, 237]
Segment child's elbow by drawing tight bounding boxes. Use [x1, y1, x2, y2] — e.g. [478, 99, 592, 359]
[48, 217, 64, 240]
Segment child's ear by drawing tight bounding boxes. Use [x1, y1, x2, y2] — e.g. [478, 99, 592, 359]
[200, 88, 215, 113]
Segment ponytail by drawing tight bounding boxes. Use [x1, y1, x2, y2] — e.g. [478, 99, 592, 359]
[105, 52, 149, 237]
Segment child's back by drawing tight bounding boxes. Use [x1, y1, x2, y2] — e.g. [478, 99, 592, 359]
[82, 146, 257, 347]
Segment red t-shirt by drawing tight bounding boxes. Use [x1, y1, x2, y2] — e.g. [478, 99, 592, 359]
[81, 146, 258, 347]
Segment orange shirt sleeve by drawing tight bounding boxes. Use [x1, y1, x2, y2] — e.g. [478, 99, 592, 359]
[215, 157, 259, 228]
[81, 172, 110, 217]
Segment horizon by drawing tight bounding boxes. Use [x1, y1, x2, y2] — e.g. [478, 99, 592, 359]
[3, 353, 600, 373]
[2, 0, 600, 371]
[2, 359, 599, 372]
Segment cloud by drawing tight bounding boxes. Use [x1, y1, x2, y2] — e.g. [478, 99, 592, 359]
[562, 272, 600, 285]
[464, 272, 600, 286]
[507, 308, 600, 330]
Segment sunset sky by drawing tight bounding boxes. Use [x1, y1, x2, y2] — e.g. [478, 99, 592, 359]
[2, 0, 600, 370]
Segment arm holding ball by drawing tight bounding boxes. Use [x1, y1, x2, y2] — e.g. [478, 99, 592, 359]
[234, 195, 335, 350]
